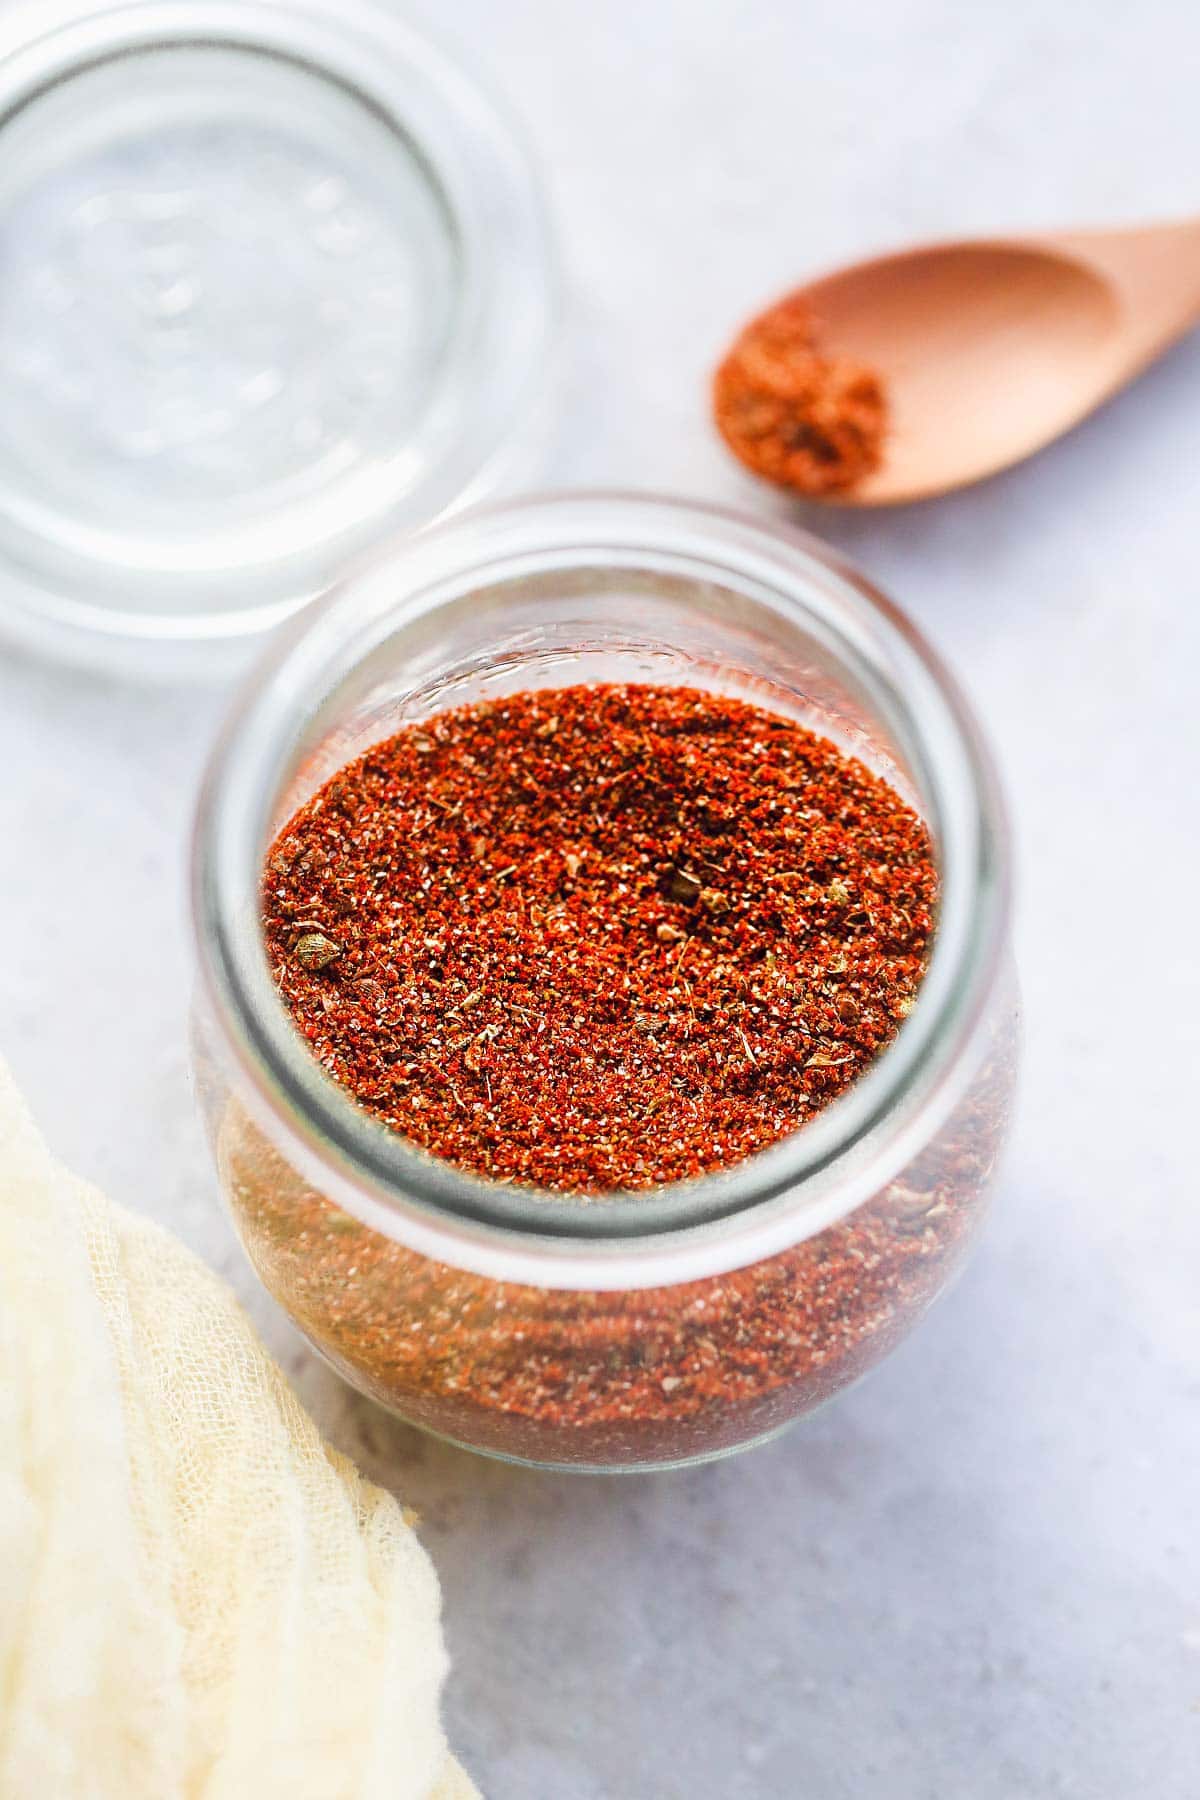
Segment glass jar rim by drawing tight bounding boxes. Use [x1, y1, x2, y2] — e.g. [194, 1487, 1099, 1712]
[0, 0, 558, 653]
[192, 491, 1011, 1289]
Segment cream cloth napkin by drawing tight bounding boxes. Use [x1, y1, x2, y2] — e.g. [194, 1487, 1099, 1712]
[0, 1058, 476, 1800]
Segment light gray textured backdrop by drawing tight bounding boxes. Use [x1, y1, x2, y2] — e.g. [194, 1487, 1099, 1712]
[2, 1, 1198, 1795]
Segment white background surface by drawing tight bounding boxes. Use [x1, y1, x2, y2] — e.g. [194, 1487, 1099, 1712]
[3, 1, 1199, 1794]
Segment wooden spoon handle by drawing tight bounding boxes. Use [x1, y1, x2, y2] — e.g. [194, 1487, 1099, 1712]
[1047, 216, 1200, 352]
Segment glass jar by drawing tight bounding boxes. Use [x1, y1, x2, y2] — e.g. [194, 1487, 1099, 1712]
[0, 0, 556, 669]
[191, 493, 1016, 1472]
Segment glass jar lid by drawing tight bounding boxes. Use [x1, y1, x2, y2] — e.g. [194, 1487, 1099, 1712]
[0, 0, 557, 657]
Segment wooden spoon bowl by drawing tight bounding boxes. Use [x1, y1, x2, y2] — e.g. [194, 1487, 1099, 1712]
[792, 218, 1200, 505]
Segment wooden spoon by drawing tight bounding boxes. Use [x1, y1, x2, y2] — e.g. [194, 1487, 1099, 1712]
[797, 218, 1200, 504]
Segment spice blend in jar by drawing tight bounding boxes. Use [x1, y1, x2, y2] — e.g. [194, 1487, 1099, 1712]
[213, 679, 1014, 1467]
[226, 1042, 1011, 1466]
[263, 685, 933, 1190]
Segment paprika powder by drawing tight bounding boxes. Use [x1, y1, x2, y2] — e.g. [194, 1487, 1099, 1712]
[714, 293, 887, 496]
[263, 684, 934, 1190]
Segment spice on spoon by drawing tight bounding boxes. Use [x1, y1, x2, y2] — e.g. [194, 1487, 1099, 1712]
[713, 293, 887, 496]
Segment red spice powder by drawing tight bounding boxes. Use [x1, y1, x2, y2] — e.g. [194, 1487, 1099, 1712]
[224, 682, 1016, 1466]
[263, 684, 935, 1193]
[226, 1055, 1010, 1467]
[713, 294, 887, 497]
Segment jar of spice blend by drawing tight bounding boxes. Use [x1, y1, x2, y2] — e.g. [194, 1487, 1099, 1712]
[0, 0, 556, 670]
[191, 494, 1016, 1471]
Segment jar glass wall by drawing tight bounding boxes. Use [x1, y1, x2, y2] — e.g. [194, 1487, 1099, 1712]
[191, 494, 1016, 1471]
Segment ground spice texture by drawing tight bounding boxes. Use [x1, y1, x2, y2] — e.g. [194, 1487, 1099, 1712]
[714, 294, 887, 497]
[222, 1036, 1012, 1467]
[229, 681, 1014, 1466]
[263, 684, 934, 1192]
